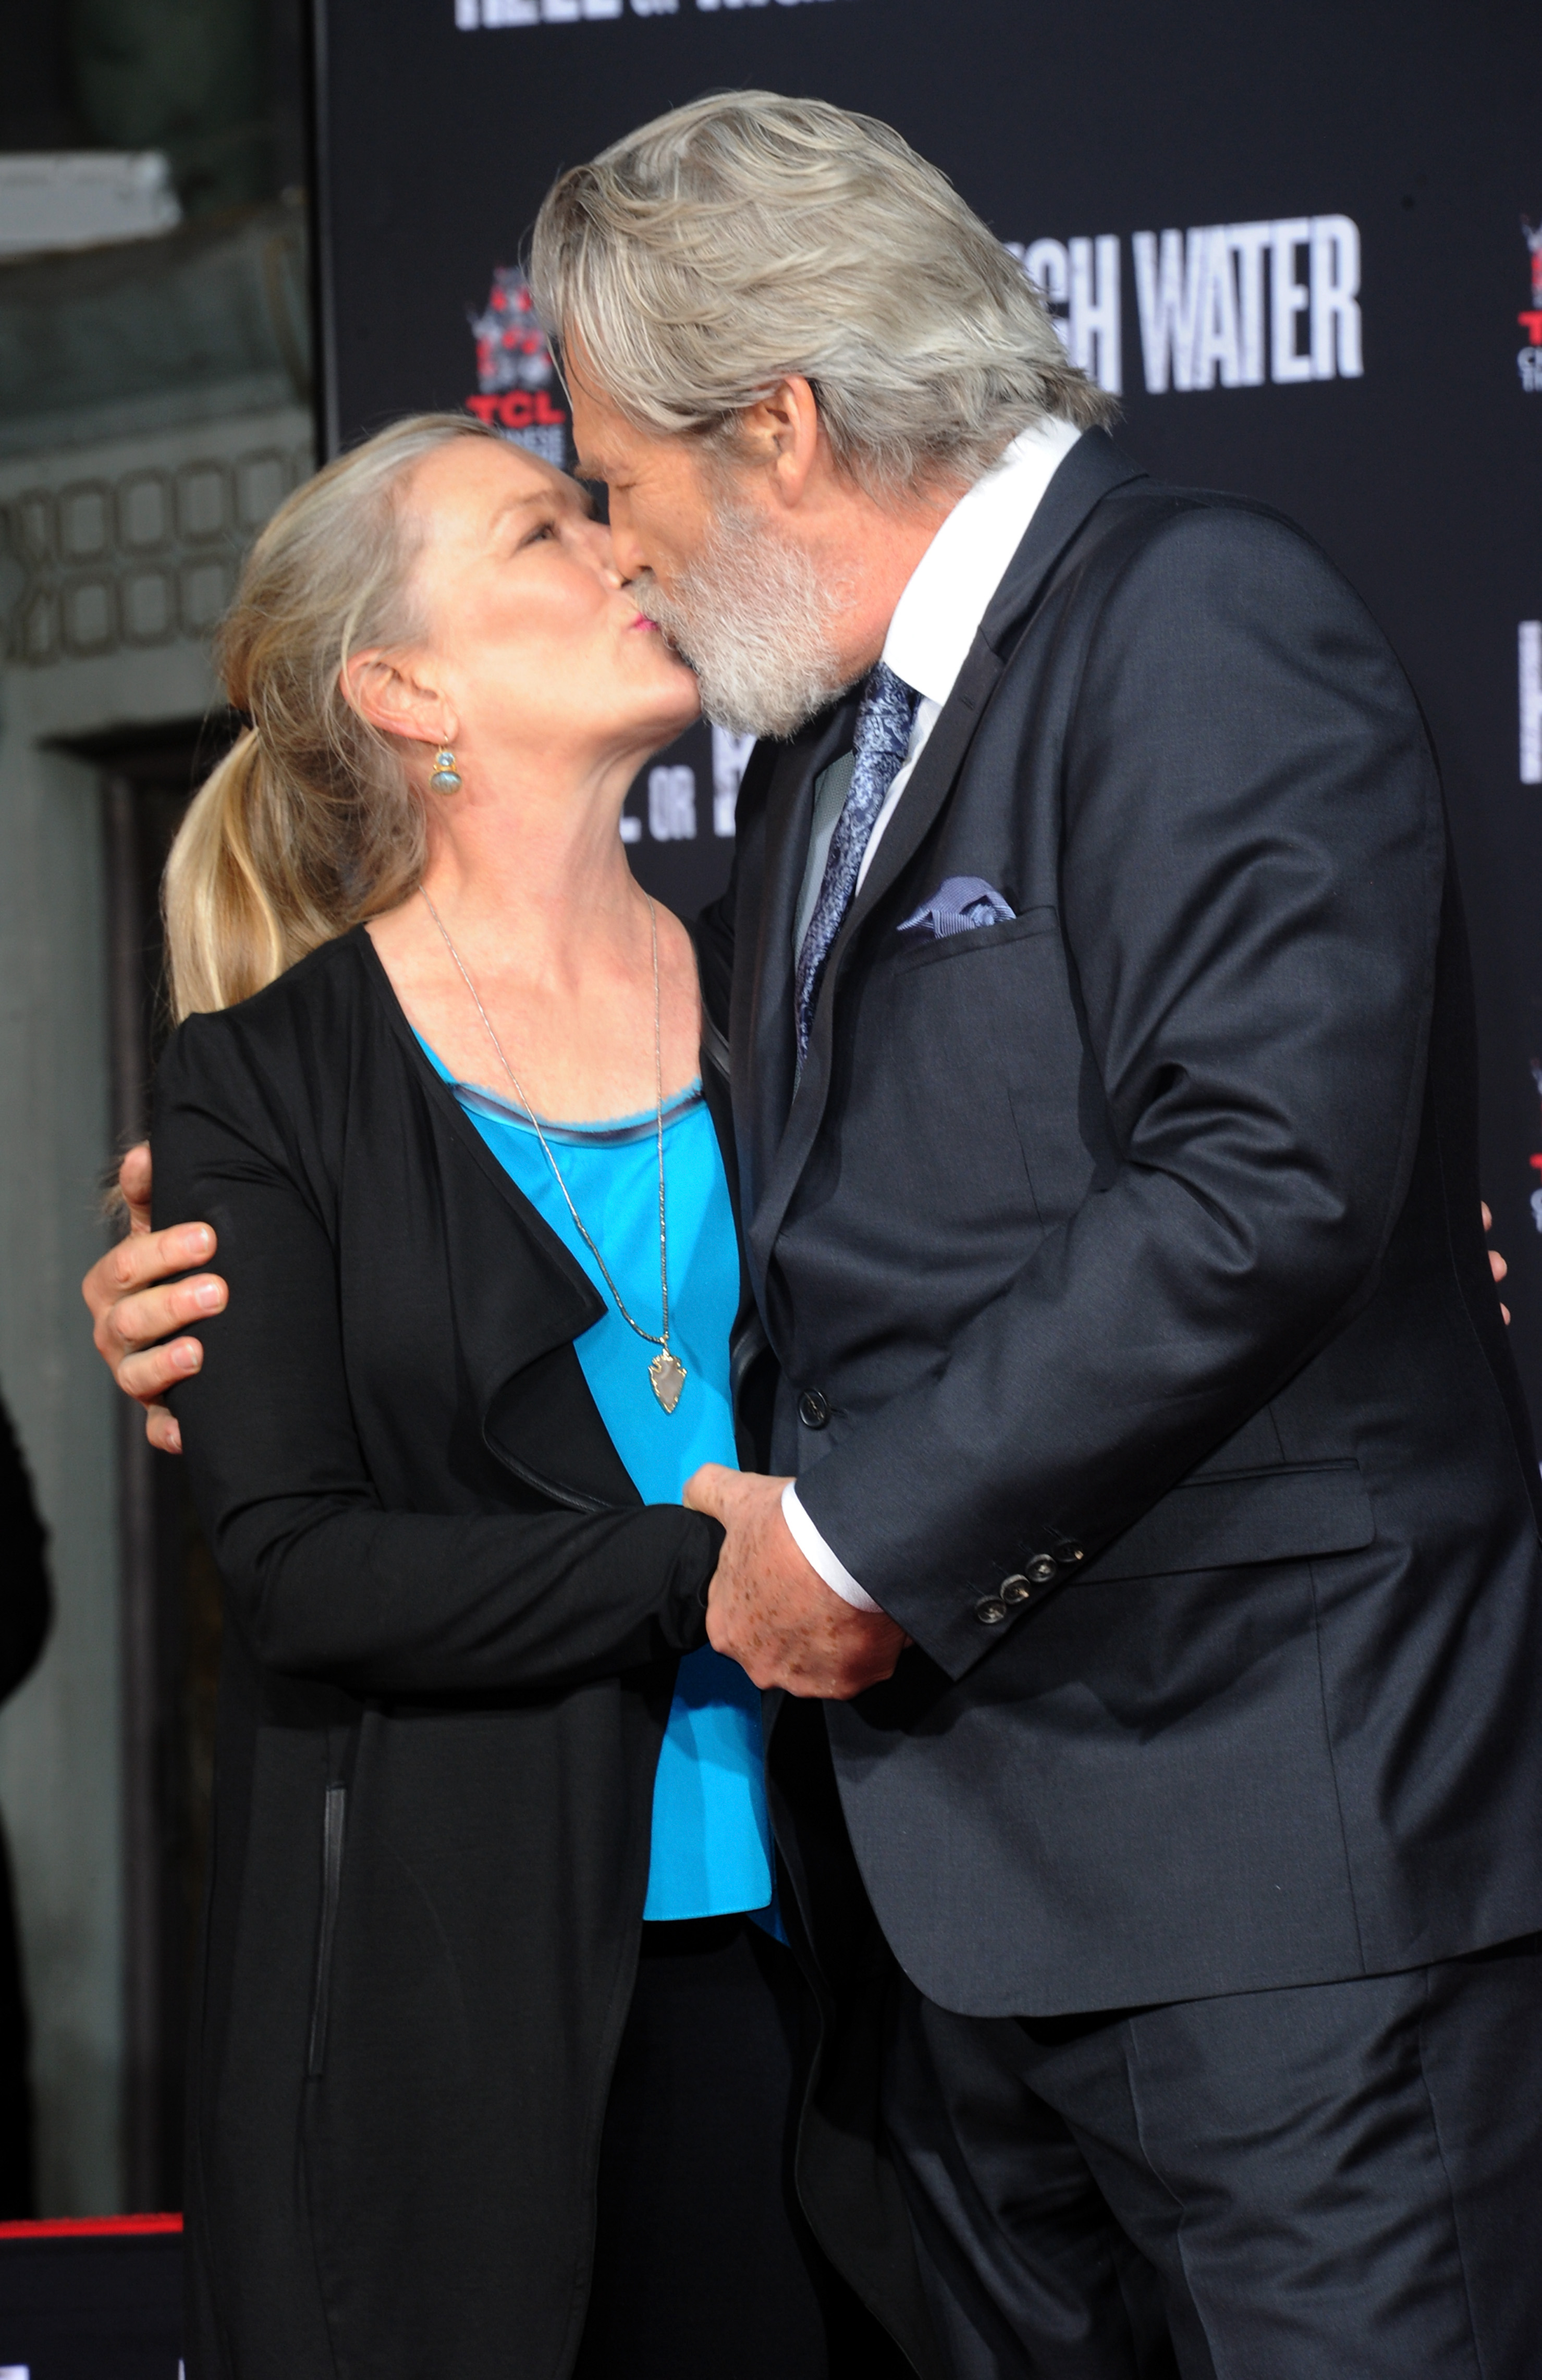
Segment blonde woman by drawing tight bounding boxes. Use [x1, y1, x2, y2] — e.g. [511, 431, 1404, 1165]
[112, 416, 909, 2380]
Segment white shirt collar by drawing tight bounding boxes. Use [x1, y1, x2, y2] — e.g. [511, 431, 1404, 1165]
[882, 418, 1083, 708]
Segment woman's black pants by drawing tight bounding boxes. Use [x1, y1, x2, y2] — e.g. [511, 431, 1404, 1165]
[572, 1912, 905, 2380]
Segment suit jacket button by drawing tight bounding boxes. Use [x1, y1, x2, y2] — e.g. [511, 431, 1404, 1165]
[1062, 1542, 1085, 1564]
[1001, 1574, 1032, 1604]
[1026, 1554, 1059, 1586]
[974, 1597, 1008, 1625]
[798, 1389, 829, 1429]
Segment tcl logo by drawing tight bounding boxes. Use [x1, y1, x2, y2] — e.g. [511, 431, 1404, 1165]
[464, 389, 567, 434]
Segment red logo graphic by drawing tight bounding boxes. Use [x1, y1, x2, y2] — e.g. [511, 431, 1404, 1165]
[1528, 1064, 1542, 1231]
[465, 267, 570, 459]
[1518, 220, 1542, 390]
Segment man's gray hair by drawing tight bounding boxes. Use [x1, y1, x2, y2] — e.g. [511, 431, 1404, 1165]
[531, 91, 1117, 495]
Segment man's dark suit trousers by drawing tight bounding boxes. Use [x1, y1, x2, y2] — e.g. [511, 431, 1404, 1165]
[883, 1936, 1542, 2378]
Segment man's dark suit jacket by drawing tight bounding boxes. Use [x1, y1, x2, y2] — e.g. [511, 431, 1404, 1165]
[697, 429, 1542, 2020]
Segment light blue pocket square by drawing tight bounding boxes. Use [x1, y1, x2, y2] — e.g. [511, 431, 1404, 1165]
[897, 875, 1016, 940]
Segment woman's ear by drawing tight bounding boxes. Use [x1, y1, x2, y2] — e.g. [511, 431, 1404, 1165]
[340, 648, 457, 751]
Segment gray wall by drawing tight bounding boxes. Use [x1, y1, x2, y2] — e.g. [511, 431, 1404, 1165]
[0, 721, 117, 2211]
[0, 201, 311, 2211]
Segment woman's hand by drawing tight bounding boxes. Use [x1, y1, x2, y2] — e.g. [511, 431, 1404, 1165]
[82, 1143, 226, 1453]
[1482, 1204, 1510, 1324]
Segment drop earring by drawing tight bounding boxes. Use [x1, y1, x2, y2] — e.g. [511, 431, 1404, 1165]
[429, 747, 462, 795]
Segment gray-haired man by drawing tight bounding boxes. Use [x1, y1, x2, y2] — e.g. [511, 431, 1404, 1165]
[91, 91, 1542, 2380]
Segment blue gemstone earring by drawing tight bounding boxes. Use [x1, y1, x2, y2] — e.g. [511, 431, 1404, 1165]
[429, 747, 462, 795]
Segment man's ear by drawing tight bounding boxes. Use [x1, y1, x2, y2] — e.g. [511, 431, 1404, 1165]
[737, 376, 824, 512]
[340, 648, 457, 750]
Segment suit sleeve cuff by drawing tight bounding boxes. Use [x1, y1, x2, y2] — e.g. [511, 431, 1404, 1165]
[781, 1482, 885, 1615]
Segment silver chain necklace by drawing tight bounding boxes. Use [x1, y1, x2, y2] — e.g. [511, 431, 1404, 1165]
[419, 886, 686, 1414]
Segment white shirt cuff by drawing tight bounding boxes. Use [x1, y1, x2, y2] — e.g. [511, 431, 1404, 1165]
[781, 1482, 884, 1614]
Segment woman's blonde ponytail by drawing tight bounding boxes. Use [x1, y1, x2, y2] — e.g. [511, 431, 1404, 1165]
[164, 730, 332, 1015]
[162, 412, 499, 1021]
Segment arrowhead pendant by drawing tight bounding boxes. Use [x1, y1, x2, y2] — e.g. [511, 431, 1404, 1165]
[649, 1351, 687, 1414]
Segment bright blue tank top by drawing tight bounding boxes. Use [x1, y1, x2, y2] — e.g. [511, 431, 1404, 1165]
[418, 1038, 775, 1924]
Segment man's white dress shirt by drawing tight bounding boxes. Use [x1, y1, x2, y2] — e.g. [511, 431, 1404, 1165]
[781, 416, 1083, 1613]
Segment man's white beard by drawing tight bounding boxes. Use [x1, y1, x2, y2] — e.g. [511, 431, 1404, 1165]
[631, 505, 855, 740]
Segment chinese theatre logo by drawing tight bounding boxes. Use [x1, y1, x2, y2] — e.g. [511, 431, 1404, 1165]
[465, 267, 569, 463]
[1519, 220, 1542, 393]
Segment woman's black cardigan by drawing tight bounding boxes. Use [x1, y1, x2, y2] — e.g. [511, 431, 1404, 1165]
[154, 927, 730, 2380]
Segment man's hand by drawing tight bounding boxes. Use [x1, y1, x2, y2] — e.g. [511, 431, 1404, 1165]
[83, 1143, 226, 1454]
[683, 1464, 907, 1699]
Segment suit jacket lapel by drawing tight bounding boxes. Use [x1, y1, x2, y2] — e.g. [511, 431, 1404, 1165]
[745, 637, 1005, 1285]
[747, 432, 1147, 1283]
[977, 429, 1145, 644]
[834, 436, 1146, 953]
[736, 692, 860, 1245]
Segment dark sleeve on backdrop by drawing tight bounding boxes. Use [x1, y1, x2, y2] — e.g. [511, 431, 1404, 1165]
[693, 880, 735, 1048]
[0, 1395, 50, 1706]
[154, 1023, 720, 1699]
[795, 505, 1443, 1678]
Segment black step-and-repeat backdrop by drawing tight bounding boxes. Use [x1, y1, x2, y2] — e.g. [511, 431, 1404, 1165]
[311, 0, 1542, 1411]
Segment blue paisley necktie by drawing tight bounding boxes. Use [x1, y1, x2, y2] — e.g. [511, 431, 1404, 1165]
[795, 661, 921, 1060]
